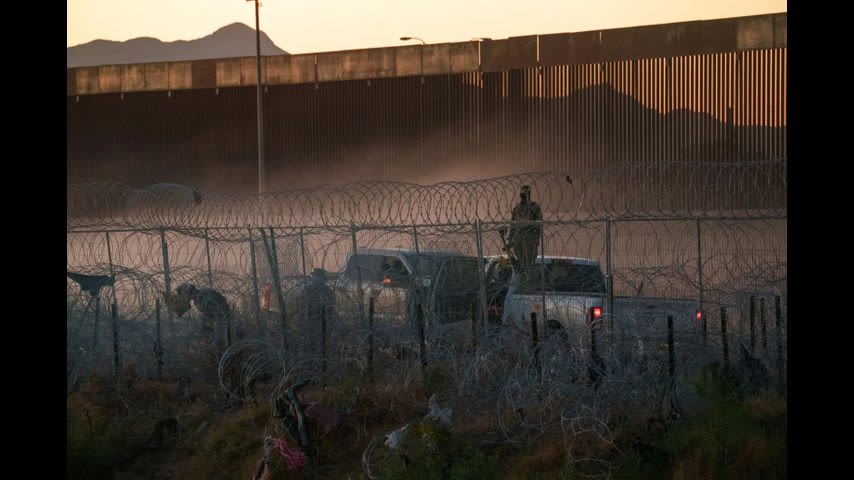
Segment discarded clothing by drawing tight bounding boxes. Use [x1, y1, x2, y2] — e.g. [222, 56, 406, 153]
[274, 437, 307, 471]
[385, 425, 408, 450]
[426, 394, 452, 426]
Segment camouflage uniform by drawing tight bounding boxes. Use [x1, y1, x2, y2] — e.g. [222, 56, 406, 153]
[508, 186, 543, 274]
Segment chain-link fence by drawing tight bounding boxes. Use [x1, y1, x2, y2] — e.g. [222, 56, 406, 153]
[66, 168, 786, 476]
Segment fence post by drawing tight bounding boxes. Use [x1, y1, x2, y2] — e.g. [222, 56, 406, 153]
[247, 227, 261, 330]
[539, 221, 547, 324]
[760, 297, 768, 361]
[204, 228, 213, 288]
[368, 296, 375, 380]
[321, 305, 327, 378]
[530, 311, 542, 383]
[417, 301, 427, 378]
[775, 295, 785, 391]
[749, 295, 756, 354]
[159, 228, 174, 331]
[474, 220, 488, 349]
[605, 218, 614, 333]
[154, 298, 164, 380]
[721, 306, 729, 365]
[350, 225, 366, 327]
[91, 295, 101, 352]
[105, 231, 121, 376]
[299, 227, 309, 336]
[696, 219, 705, 343]
[667, 315, 675, 379]
[259, 227, 287, 348]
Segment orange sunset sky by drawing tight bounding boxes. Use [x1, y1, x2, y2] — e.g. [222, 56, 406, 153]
[67, 0, 786, 54]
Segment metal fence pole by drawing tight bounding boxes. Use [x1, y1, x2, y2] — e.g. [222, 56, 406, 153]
[539, 221, 547, 324]
[667, 315, 675, 379]
[247, 227, 261, 329]
[321, 306, 327, 378]
[159, 228, 174, 332]
[417, 301, 427, 378]
[531, 311, 542, 384]
[350, 225, 366, 326]
[204, 228, 214, 288]
[474, 220, 488, 347]
[259, 227, 287, 348]
[605, 218, 614, 332]
[368, 296, 375, 380]
[299, 227, 309, 331]
[154, 298, 164, 380]
[749, 295, 756, 354]
[775, 295, 785, 391]
[721, 306, 729, 365]
[760, 297, 768, 361]
[696, 219, 705, 343]
[105, 231, 121, 376]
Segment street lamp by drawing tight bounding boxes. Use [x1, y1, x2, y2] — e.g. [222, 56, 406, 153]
[247, 0, 265, 195]
[470, 38, 491, 67]
[400, 36, 426, 175]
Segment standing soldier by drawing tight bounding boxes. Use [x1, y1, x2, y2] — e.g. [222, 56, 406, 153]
[508, 185, 543, 277]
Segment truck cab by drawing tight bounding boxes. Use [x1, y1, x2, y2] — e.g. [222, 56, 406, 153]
[484, 256, 607, 344]
[336, 249, 481, 329]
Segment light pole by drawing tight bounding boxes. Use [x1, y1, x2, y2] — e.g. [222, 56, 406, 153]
[247, 0, 265, 194]
[400, 37, 426, 175]
[470, 38, 492, 66]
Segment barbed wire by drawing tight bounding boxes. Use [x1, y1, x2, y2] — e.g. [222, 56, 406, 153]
[66, 164, 785, 478]
[67, 160, 786, 235]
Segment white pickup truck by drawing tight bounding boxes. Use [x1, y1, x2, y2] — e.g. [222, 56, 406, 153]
[483, 256, 703, 351]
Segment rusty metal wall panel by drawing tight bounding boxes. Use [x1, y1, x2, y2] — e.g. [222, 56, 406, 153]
[74, 68, 94, 95]
[317, 48, 396, 82]
[68, 45, 787, 195]
[266, 54, 315, 85]
[169, 62, 193, 90]
[121, 64, 145, 91]
[216, 59, 242, 86]
[98, 66, 122, 93]
[191, 60, 217, 89]
[481, 36, 537, 73]
[449, 42, 479, 74]
[144, 63, 169, 91]
[67, 69, 77, 96]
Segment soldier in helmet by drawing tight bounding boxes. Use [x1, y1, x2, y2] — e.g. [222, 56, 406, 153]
[508, 185, 543, 279]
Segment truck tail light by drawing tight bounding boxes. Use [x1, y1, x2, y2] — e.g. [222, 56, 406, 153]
[696, 309, 703, 321]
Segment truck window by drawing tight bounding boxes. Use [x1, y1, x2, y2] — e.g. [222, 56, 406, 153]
[518, 263, 606, 294]
[345, 254, 411, 284]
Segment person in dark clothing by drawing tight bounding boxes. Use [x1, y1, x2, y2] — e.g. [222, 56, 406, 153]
[164, 283, 232, 350]
[508, 185, 543, 279]
[301, 268, 336, 340]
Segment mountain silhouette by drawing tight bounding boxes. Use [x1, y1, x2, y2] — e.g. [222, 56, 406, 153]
[67, 23, 288, 68]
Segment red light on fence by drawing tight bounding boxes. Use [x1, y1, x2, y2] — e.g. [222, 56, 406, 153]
[696, 309, 703, 321]
[383, 277, 392, 286]
[591, 307, 602, 319]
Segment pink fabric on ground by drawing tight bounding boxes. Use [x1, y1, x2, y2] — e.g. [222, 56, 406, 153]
[274, 438, 307, 471]
[306, 402, 347, 434]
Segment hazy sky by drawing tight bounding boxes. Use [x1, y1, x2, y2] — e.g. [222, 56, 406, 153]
[67, 0, 786, 54]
